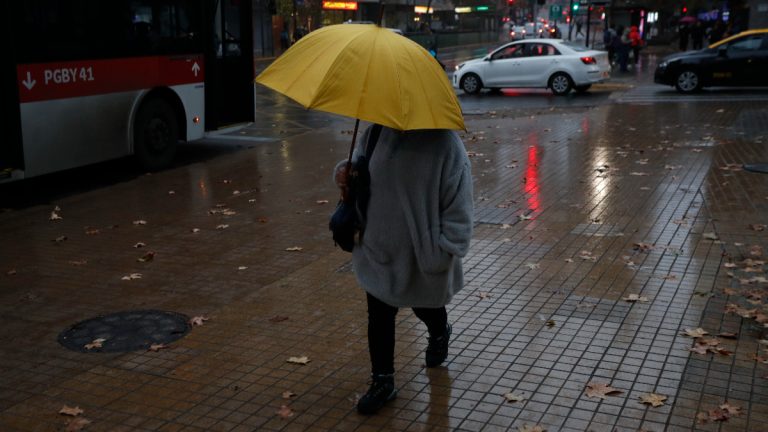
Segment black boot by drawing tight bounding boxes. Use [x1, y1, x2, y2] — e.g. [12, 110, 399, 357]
[357, 373, 397, 415]
[425, 323, 451, 368]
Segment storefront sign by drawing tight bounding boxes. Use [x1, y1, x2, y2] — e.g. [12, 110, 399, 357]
[414, 6, 434, 13]
[454, 6, 472, 13]
[323, 1, 358, 10]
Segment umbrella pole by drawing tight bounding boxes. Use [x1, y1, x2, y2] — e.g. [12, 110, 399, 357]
[346, 119, 360, 165]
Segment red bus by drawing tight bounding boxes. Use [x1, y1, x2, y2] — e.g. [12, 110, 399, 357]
[1, 0, 255, 182]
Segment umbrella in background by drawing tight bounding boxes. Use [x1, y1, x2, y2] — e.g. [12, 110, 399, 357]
[679, 16, 697, 24]
[255, 23, 465, 164]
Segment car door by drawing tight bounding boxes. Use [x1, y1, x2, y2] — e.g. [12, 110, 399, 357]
[514, 43, 559, 86]
[710, 34, 764, 86]
[483, 43, 527, 87]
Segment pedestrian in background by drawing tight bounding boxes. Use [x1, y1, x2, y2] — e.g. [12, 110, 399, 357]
[334, 125, 473, 415]
[678, 23, 689, 51]
[709, 20, 725, 44]
[629, 25, 643, 65]
[617, 26, 631, 72]
[603, 25, 617, 65]
[691, 22, 704, 50]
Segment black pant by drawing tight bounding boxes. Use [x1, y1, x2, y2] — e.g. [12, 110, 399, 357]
[366, 293, 447, 375]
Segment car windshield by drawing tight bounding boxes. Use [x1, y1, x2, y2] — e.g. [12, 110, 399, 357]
[559, 41, 590, 52]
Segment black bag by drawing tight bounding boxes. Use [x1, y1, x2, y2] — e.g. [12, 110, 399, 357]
[329, 125, 383, 252]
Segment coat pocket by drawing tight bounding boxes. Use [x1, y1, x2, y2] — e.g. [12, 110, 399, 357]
[415, 227, 453, 274]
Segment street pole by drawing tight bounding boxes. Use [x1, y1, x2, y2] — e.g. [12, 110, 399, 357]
[568, 0, 574, 40]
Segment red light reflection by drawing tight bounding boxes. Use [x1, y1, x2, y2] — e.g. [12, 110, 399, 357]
[524, 144, 540, 213]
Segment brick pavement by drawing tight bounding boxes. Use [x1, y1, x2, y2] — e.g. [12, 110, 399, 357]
[1, 97, 767, 431]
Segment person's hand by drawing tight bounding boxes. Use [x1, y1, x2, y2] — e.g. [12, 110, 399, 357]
[335, 162, 351, 200]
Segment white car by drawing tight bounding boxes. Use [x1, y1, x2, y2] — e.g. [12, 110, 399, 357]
[453, 39, 611, 95]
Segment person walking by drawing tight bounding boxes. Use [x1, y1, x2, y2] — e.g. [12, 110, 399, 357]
[333, 125, 474, 415]
[629, 25, 643, 65]
[691, 22, 704, 50]
[617, 26, 631, 72]
[678, 23, 689, 51]
[603, 25, 617, 66]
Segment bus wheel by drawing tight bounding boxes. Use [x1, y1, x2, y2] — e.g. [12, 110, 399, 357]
[134, 98, 178, 171]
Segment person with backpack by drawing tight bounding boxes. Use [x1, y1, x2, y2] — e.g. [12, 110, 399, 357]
[333, 124, 473, 415]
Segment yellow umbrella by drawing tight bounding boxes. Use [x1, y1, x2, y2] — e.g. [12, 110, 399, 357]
[255, 24, 465, 132]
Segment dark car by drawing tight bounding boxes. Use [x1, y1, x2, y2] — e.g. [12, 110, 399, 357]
[654, 29, 768, 93]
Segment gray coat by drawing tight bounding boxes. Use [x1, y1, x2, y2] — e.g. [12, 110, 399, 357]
[336, 125, 474, 308]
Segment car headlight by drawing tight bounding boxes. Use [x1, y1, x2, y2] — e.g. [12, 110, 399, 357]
[658, 61, 668, 69]
[455, 63, 465, 72]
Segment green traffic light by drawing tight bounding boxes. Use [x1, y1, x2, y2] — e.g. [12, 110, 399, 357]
[573, 3, 579, 10]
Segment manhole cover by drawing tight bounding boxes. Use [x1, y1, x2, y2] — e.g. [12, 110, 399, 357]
[58, 310, 190, 353]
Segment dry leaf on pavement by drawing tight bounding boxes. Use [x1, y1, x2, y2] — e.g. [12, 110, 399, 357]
[269, 315, 289, 323]
[53, 236, 68, 243]
[525, 263, 540, 270]
[316, 200, 329, 204]
[622, 294, 649, 303]
[137, 251, 155, 262]
[50, 211, 63, 220]
[121, 273, 142, 280]
[65, 417, 92, 432]
[59, 405, 84, 416]
[703, 232, 719, 240]
[749, 224, 766, 231]
[286, 356, 310, 365]
[518, 214, 532, 221]
[216, 224, 229, 230]
[133, 242, 146, 248]
[189, 316, 209, 326]
[276, 404, 294, 418]
[477, 292, 491, 300]
[148, 343, 170, 352]
[282, 391, 297, 399]
[639, 393, 667, 407]
[84, 338, 106, 350]
[503, 392, 525, 403]
[697, 401, 742, 423]
[132, 220, 147, 225]
[285, 247, 303, 251]
[682, 328, 708, 338]
[584, 382, 622, 399]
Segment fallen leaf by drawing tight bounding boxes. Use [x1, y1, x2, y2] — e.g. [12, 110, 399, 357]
[84, 228, 100, 235]
[525, 263, 540, 270]
[584, 382, 623, 399]
[189, 316, 209, 326]
[703, 232, 719, 240]
[168, 190, 176, 195]
[518, 214, 532, 221]
[282, 391, 297, 399]
[545, 319, 555, 327]
[564, 258, 574, 263]
[148, 343, 170, 352]
[285, 246, 303, 251]
[286, 356, 310, 365]
[59, 405, 84, 416]
[216, 224, 229, 230]
[258, 218, 268, 223]
[276, 404, 294, 418]
[237, 266, 248, 271]
[137, 251, 155, 262]
[717, 332, 738, 339]
[121, 273, 142, 280]
[723, 287, 739, 295]
[269, 315, 289, 323]
[84, 338, 106, 350]
[50, 211, 63, 221]
[639, 393, 667, 407]
[501, 224, 512, 229]
[477, 292, 491, 300]
[133, 242, 146, 248]
[53, 236, 68, 243]
[622, 294, 649, 303]
[503, 392, 525, 403]
[633, 242, 654, 252]
[629, 172, 649, 176]
[683, 328, 709, 338]
[65, 417, 91, 432]
[191, 228, 200, 233]
[132, 220, 147, 225]
[689, 343, 709, 355]
[316, 200, 329, 204]
[7, 269, 17, 275]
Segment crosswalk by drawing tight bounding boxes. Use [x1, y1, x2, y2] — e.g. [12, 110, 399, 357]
[614, 84, 768, 104]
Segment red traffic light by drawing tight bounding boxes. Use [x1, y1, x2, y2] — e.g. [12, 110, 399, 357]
[682, 6, 688, 13]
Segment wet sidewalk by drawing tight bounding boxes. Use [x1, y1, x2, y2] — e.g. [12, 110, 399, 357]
[1, 97, 768, 431]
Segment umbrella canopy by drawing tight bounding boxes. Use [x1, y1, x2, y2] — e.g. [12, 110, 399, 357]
[255, 24, 465, 131]
[679, 16, 697, 24]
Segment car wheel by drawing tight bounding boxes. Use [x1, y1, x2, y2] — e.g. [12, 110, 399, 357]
[574, 84, 592, 93]
[675, 70, 701, 93]
[134, 98, 178, 171]
[549, 72, 573, 95]
[460, 73, 482, 95]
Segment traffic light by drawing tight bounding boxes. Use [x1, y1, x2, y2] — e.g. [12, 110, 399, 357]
[573, 3, 579, 11]
[682, 6, 688, 13]
[507, 0, 514, 5]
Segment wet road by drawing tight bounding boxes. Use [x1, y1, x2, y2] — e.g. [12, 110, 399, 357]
[1, 51, 768, 431]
